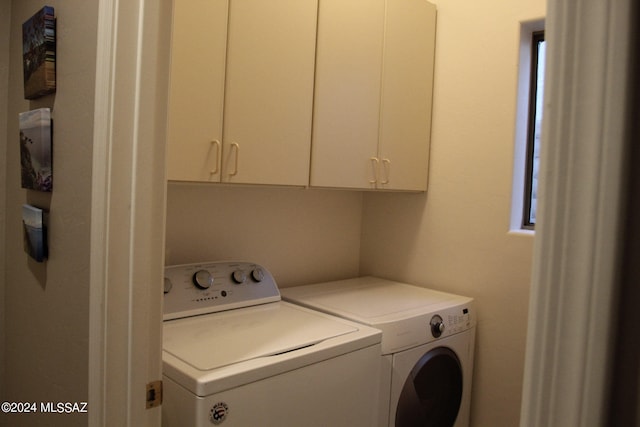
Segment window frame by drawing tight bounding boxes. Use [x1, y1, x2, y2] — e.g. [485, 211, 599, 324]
[510, 19, 545, 234]
[522, 30, 546, 229]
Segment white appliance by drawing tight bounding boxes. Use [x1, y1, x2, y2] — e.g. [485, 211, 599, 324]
[162, 262, 382, 427]
[282, 276, 476, 427]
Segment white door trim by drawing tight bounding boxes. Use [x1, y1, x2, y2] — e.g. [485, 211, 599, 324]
[89, 0, 171, 425]
[520, 0, 633, 425]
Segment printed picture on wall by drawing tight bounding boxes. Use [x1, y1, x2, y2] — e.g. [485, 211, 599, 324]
[19, 108, 53, 192]
[22, 204, 48, 263]
[22, 5, 56, 99]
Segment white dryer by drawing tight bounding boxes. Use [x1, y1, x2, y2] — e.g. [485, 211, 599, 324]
[282, 276, 476, 427]
[162, 262, 382, 427]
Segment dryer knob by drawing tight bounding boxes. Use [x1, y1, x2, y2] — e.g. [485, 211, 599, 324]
[430, 315, 445, 338]
[193, 270, 214, 289]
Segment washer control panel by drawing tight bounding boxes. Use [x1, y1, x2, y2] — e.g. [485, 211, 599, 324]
[163, 261, 280, 320]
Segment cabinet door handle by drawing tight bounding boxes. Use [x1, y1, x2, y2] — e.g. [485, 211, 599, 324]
[209, 140, 221, 175]
[229, 142, 240, 176]
[381, 158, 391, 184]
[369, 157, 379, 185]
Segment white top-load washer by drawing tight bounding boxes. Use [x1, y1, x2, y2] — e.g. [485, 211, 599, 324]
[282, 276, 476, 427]
[162, 262, 382, 427]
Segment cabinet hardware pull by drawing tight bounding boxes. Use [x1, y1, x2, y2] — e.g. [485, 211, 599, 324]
[229, 142, 240, 176]
[381, 158, 391, 184]
[369, 157, 379, 184]
[209, 140, 220, 175]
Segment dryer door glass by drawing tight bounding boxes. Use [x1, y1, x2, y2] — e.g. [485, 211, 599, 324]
[395, 347, 463, 427]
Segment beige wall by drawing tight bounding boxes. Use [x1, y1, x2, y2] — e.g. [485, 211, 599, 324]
[360, 0, 545, 425]
[165, 184, 364, 287]
[1, 1, 97, 425]
[0, 0, 10, 403]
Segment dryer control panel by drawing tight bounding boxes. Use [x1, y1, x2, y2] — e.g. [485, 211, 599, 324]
[163, 261, 280, 320]
[430, 306, 472, 338]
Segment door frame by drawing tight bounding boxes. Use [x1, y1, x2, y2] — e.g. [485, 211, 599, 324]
[89, 0, 171, 425]
[520, 0, 635, 424]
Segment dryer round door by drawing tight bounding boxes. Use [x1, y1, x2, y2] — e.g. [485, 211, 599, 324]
[395, 346, 463, 427]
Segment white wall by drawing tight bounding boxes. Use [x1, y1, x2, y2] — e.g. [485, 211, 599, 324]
[165, 184, 363, 287]
[360, 0, 545, 425]
[1, 1, 97, 425]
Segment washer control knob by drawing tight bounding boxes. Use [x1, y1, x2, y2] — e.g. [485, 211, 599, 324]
[232, 270, 246, 284]
[251, 268, 265, 282]
[163, 277, 173, 294]
[430, 315, 445, 338]
[193, 270, 214, 289]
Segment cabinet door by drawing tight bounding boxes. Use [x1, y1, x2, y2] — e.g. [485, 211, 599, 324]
[378, 0, 436, 191]
[310, 0, 386, 189]
[167, 0, 228, 182]
[222, 0, 318, 186]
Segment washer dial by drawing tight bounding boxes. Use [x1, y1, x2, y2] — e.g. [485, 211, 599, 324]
[251, 268, 264, 282]
[193, 270, 214, 289]
[232, 269, 247, 284]
[163, 277, 173, 294]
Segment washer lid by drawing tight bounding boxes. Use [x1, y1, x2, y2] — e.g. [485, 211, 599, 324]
[163, 302, 357, 371]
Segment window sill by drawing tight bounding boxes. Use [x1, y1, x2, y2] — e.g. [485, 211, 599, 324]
[508, 229, 535, 237]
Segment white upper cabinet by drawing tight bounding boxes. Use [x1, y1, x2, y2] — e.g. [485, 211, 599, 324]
[167, 0, 318, 186]
[168, 0, 436, 191]
[311, 0, 386, 190]
[311, 0, 437, 191]
[167, 0, 227, 183]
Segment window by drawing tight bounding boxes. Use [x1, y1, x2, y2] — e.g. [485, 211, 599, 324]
[523, 31, 546, 228]
[511, 21, 545, 232]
